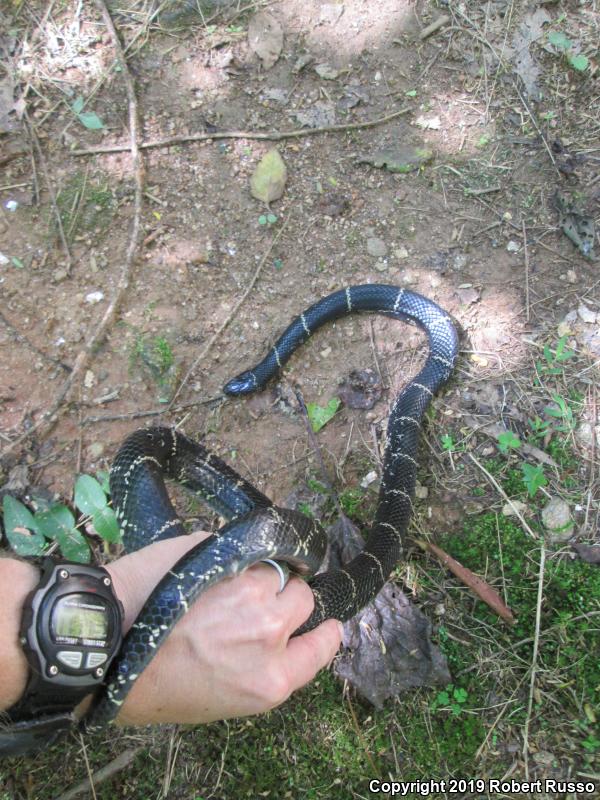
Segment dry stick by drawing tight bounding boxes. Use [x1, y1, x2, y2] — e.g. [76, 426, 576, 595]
[522, 219, 530, 322]
[167, 216, 290, 409]
[468, 454, 539, 540]
[0, 0, 144, 460]
[26, 115, 73, 272]
[53, 747, 143, 800]
[72, 107, 412, 157]
[522, 539, 546, 780]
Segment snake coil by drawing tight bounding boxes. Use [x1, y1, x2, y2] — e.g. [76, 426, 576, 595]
[84, 284, 458, 728]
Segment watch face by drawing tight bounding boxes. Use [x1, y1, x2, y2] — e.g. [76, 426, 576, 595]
[51, 593, 110, 647]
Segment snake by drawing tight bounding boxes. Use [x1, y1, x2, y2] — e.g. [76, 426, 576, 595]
[83, 284, 458, 729]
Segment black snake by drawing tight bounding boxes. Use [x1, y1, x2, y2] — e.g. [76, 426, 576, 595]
[84, 284, 458, 728]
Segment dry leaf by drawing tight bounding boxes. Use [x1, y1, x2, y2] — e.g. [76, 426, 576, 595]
[418, 539, 516, 624]
[248, 11, 283, 70]
[250, 148, 287, 205]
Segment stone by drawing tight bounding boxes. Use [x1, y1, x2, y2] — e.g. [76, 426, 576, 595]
[541, 497, 574, 541]
[366, 237, 388, 257]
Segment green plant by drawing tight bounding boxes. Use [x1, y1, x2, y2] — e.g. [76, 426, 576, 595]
[71, 96, 105, 129]
[1, 474, 120, 563]
[306, 397, 341, 432]
[258, 213, 277, 226]
[497, 431, 521, 454]
[130, 333, 178, 402]
[547, 30, 589, 72]
[536, 335, 576, 377]
[520, 462, 548, 497]
[431, 685, 469, 716]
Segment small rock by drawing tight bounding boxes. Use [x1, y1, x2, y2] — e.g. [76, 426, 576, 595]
[360, 470, 378, 488]
[577, 303, 597, 324]
[0, 252, 9, 266]
[452, 252, 468, 270]
[366, 237, 388, 257]
[415, 482, 428, 499]
[88, 442, 105, 458]
[541, 497, 574, 541]
[85, 291, 104, 304]
[375, 259, 388, 272]
[566, 269, 577, 284]
[506, 240, 520, 253]
[53, 268, 68, 283]
[394, 246, 409, 259]
[320, 346, 331, 357]
[84, 370, 95, 389]
[315, 63, 340, 80]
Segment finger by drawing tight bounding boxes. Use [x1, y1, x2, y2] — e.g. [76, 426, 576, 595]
[281, 619, 343, 692]
[247, 560, 289, 595]
[274, 576, 316, 634]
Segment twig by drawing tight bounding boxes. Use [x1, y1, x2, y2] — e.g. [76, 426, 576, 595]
[419, 14, 450, 40]
[522, 538, 546, 779]
[82, 396, 223, 425]
[0, 0, 144, 460]
[468, 454, 539, 539]
[167, 216, 290, 408]
[522, 219, 530, 322]
[26, 115, 72, 272]
[72, 107, 412, 156]
[53, 746, 143, 800]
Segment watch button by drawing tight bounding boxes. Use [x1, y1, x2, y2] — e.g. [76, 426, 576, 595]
[85, 652, 108, 669]
[56, 650, 83, 669]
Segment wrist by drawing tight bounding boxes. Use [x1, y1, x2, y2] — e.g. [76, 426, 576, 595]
[0, 559, 40, 710]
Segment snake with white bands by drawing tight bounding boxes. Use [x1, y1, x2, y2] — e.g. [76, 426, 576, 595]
[83, 284, 458, 729]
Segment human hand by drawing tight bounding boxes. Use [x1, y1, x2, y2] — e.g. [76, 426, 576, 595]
[106, 531, 343, 725]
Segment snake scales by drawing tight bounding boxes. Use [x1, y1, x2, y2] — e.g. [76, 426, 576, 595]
[84, 284, 458, 728]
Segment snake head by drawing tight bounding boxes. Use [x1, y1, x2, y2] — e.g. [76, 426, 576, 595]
[223, 370, 257, 396]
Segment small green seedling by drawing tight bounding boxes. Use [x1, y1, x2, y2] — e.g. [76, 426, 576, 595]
[71, 96, 105, 130]
[521, 463, 548, 498]
[497, 431, 521, 454]
[258, 213, 278, 226]
[431, 685, 469, 716]
[548, 31, 589, 72]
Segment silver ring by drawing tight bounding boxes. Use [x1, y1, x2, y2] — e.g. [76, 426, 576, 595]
[260, 559, 290, 593]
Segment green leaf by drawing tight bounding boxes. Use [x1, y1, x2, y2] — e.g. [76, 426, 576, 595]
[497, 431, 521, 454]
[521, 463, 548, 498]
[2, 496, 46, 556]
[548, 31, 571, 50]
[266, 213, 278, 224]
[92, 507, 121, 544]
[441, 433, 455, 451]
[34, 504, 76, 540]
[74, 474, 108, 515]
[306, 397, 341, 433]
[405, 89, 417, 97]
[72, 96, 85, 114]
[568, 53, 588, 71]
[250, 148, 287, 205]
[77, 111, 105, 130]
[96, 470, 111, 495]
[11, 256, 24, 269]
[56, 528, 91, 563]
[258, 214, 268, 225]
[453, 687, 468, 704]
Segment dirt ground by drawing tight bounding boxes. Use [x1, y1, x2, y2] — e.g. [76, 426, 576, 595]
[2, 0, 595, 508]
[0, 0, 599, 795]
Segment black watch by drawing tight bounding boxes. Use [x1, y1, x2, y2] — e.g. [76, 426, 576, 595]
[1, 558, 123, 757]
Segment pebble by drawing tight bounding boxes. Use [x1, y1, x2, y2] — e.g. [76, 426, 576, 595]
[88, 442, 105, 458]
[360, 470, 378, 488]
[85, 291, 104, 304]
[394, 246, 409, 259]
[366, 237, 388, 257]
[502, 500, 528, 517]
[541, 497, 574, 541]
[578, 303, 597, 324]
[415, 482, 428, 499]
[0, 252, 9, 266]
[506, 240, 520, 253]
[375, 259, 388, 272]
[53, 268, 68, 283]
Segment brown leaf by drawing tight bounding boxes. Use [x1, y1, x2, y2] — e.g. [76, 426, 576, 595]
[418, 539, 516, 624]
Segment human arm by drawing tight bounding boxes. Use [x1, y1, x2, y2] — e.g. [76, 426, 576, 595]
[0, 533, 343, 726]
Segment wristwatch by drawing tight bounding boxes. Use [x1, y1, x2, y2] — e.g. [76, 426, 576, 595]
[1, 557, 123, 756]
